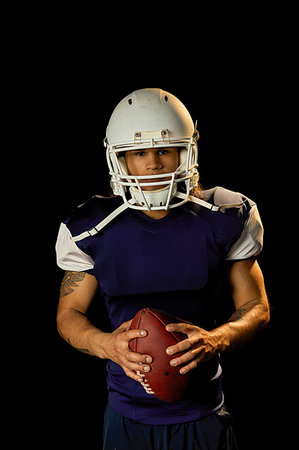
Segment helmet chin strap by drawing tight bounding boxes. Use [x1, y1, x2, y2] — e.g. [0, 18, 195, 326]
[129, 185, 177, 209]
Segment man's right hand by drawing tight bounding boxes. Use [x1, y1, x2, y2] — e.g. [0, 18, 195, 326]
[97, 319, 153, 383]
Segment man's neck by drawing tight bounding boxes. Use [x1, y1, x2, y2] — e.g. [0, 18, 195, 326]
[141, 209, 170, 220]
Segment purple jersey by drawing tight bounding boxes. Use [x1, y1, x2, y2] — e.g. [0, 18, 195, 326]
[55, 187, 263, 425]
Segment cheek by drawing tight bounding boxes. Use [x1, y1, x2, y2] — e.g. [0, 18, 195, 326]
[127, 160, 142, 176]
[167, 155, 179, 171]
[125, 155, 136, 175]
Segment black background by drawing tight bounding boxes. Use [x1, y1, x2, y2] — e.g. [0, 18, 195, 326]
[15, 12, 293, 450]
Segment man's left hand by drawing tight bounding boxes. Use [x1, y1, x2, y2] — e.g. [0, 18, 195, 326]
[165, 323, 223, 374]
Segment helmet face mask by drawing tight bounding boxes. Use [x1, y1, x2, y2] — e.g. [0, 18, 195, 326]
[105, 88, 199, 211]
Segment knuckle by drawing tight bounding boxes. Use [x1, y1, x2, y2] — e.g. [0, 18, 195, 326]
[185, 339, 192, 349]
[124, 361, 132, 370]
[189, 335, 199, 346]
[184, 352, 193, 363]
[124, 329, 132, 339]
[135, 363, 144, 372]
[170, 344, 178, 354]
[188, 337, 195, 346]
[181, 341, 191, 352]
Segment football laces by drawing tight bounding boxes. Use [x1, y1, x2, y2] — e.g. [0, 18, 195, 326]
[136, 370, 155, 395]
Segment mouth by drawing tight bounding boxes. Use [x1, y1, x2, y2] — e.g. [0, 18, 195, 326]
[141, 172, 171, 181]
[140, 174, 172, 191]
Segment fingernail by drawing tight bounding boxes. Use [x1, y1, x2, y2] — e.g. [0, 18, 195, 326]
[140, 330, 146, 336]
[170, 359, 177, 366]
[166, 325, 174, 331]
[180, 368, 186, 374]
[146, 356, 152, 363]
[144, 366, 150, 372]
[166, 348, 173, 355]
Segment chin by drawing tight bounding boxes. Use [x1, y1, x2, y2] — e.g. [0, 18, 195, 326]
[142, 185, 168, 192]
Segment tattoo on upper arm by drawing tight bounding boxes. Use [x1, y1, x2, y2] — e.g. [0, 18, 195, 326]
[60, 271, 86, 298]
[229, 308, 247, 322]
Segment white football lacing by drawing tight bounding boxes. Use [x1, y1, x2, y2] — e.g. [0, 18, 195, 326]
[136, 371, 155, 395]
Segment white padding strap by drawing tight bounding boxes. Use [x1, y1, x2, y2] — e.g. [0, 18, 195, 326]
[175, 192, 221, 211]
[72, 199, 135, 242]
[72, 192, 245, 243]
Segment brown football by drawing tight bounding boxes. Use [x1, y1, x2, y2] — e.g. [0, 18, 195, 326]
[129, 307, 190, 402]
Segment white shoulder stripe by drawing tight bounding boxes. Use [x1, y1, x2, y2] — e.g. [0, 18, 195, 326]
[226, 204, 263, 260]
[55, 223, 94, 271]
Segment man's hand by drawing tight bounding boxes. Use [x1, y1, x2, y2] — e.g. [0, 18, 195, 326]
[165, 323, 223, 375]
[165, 259, 270, 375]
[100, 320, 153, 383]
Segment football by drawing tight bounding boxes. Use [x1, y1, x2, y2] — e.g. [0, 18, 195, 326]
[129, 307, 190, 402]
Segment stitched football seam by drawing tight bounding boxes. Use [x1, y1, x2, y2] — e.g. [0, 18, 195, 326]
[148, 310, 181, 342]
[138, 310, 156, 395]
[137, 309, 182, 397]
[136, 370, 155, 395]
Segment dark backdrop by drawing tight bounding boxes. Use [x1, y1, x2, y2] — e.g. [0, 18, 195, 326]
[22, 36, 289, 450]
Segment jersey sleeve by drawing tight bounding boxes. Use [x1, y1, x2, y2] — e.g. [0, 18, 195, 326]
[200, 186, 264, 261]
[55, 222, 95, 272]
[225, 202, 263, 261]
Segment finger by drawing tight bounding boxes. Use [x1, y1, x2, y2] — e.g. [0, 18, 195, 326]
[169, 350, 195, 368]
[125, 328, 148, 341]
[178, 358, 199, 375]
[166, 339, 191, 356]
[123, 367, 146, 383]
[127, 352, 153, 364]
[124, 360, 152, 374]
[166, 323, 192, 334]
[118, 319, 133, 330]
[177, 346, 209, 374]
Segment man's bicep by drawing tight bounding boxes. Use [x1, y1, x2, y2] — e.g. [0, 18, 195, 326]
[58, 271, 98, 315]
[227, 258, 269, 311]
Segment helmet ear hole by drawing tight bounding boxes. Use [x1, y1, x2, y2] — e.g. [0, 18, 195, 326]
[164, 95, 168, 102]
[128, 98, 133, 105]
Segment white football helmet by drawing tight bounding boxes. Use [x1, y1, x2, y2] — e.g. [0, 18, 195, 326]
[104, 88, 199, 211]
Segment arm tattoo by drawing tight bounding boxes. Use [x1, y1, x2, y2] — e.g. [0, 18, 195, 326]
[60, 271, 86, 298]
[229, 307, 247, 322]
[228, 297, 261, 322]
[67, 337, 90, 354]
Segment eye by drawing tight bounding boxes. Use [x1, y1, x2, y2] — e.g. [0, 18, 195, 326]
[135, 151, 146, 157]
[158, 149, 169, 155]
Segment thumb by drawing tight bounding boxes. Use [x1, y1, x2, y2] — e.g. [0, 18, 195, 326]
[119, 319, 133, 330]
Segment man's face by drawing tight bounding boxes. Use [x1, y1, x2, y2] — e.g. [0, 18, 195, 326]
[125, 147, 179, 191]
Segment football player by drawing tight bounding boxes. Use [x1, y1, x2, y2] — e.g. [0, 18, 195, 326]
[55, 88, 270, 449]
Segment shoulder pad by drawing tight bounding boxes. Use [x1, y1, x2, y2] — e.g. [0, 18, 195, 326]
[200, 186, 256, 211]
[63, 195, 122, 238]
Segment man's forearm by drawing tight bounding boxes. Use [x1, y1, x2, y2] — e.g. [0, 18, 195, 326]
[57, 308, 109, 358]
[213, 298, 270, 352]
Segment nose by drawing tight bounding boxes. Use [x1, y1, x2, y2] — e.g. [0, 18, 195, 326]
[146, 151, 162, 170]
